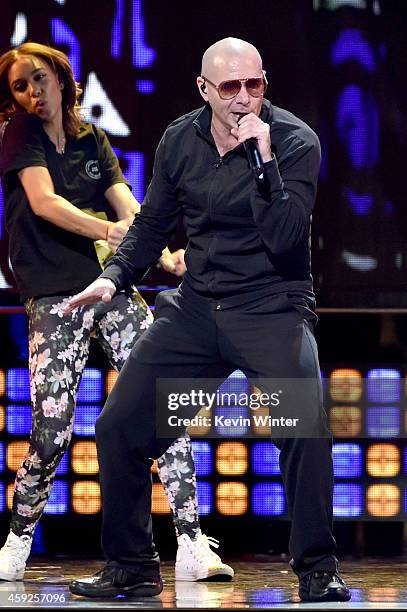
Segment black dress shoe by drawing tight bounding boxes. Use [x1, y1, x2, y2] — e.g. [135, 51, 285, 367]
[299, 570, 351, 602]
[69, 564, 163, 598]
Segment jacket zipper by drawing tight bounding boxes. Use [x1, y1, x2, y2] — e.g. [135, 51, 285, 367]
[206, 156, 223, 290]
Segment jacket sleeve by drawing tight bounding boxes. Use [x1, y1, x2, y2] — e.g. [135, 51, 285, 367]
[250, 129, 321, 255]
[99, 131, 182, 289]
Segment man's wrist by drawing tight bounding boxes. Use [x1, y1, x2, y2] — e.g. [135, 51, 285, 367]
[99, 272, 119, 289]
[263, 152, 276, 164]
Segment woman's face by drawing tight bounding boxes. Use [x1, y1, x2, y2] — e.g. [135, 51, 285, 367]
[7, 55, 63, 124]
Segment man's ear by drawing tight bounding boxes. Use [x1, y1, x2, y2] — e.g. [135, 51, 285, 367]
[197, 77, 208, 100]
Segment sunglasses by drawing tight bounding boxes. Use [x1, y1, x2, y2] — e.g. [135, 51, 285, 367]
[201, 72, 268, 100]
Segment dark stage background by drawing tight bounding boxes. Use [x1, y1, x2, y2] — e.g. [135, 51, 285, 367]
[1, 0, 407, 558]
[1, 0, 407, 306]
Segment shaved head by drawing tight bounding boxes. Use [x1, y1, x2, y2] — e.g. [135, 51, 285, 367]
[197, 37, 266, 139]
[201, 37, 263, 80]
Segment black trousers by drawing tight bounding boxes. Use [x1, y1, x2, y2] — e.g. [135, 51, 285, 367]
[96, 285, 337, 577]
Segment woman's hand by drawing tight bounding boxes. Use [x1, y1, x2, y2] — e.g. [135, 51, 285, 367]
[106, 218, 133, 252]
[158, 248, 186, 276]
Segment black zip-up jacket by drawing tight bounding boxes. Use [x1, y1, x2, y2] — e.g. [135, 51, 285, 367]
[101, 99, 321, 305]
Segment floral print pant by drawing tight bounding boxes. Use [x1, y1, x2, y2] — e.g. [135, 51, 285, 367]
[11, 289, 200, 539]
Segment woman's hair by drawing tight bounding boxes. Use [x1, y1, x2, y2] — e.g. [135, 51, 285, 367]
[0, 42, 82, 137]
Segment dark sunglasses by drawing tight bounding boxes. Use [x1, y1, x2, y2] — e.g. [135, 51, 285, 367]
[201, 72, 268, 100]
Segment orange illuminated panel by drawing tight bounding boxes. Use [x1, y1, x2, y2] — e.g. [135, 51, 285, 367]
[187, 407, 212, 437]
[216, 482, 248, 515]
[330, 406, 362, 437]
[330, 369, 363, 402]
[72, 481, 101, 514]
[106, 369, 119, 395]
[367, 484, 400, 517]
[0, 406, 5, 432]
[367, 444, 400, 477]
[216, 442, 248, 475]
[152, 482, 170, 514]
[6, 483, 14, 510]
[71, 441, 99, 474]
[0, 370, 5, 396]
[151, 460, 158, 473]
[6, 441, 29, 471]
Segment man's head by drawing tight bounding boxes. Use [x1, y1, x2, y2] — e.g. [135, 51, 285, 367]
[197, 38, 267, 133]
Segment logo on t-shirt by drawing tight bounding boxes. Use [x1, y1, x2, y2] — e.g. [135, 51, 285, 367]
[85, 160, 101, 180]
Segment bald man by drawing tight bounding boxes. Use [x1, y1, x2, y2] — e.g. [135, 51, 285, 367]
[67, 38, 350, 602]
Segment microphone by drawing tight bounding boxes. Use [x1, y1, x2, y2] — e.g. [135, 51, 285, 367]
[243, 138, 264, 182]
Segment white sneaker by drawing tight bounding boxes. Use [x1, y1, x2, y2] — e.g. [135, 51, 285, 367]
[175, 530, 234, 582]
[0, 532, 32, 581]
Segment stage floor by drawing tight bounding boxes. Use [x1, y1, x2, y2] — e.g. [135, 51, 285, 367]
[1, 558, 407, 609]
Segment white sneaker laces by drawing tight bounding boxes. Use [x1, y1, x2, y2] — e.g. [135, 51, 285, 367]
[191, 534, 222, 563]
[204, 535, 220, 549]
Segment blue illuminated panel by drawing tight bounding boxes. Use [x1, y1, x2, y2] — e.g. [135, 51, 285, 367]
[252, 482, 285, 516]
[56, 452, 69, 476]
[366, 407, 400, 438]
[367, 369, 401, 403]
[31, 524, 46, 555]
[331, 29, 376, 72]
[136, 80, 155, 94]
[215, 371, 250, 436]
[73, 405, 101, 436]
[0, 483, 4, 513]
[333, 483, 362, 517]
[77, 369, 102, 403]
[132, 0, 156, 68]
[252, 442, 280, 475]
[336, 85, 379, 170]
[7, 369, 30, 401]
[348, 589, 364, 603]
[113, 149, 145, 204]
[344, 188, 373, 215]
[196, 481, 212, 515]
[333, 443, 362, 478]
[218, 369, 249, 395]
[111, 0, 124, 58]
[251, 590, 286, 605]
[44, 480, 68, 514]
[51, 18, 81, 80]
[0, 443, 4, 473]
[7, 405, 32, 435]
[9, 316, 28, 361]
[191, 441, 212, 476]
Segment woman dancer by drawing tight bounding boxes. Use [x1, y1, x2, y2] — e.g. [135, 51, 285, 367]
[0, 42, 233, 582]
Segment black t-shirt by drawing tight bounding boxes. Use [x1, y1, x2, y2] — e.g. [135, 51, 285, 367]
[0, 113, 128, 301]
